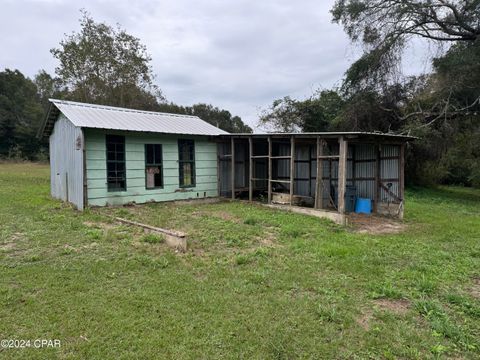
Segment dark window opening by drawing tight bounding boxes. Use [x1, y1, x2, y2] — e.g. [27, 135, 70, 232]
[145, 144, 163, 189]
[178, 139, 195, 187]
[106, 135, 126, 191]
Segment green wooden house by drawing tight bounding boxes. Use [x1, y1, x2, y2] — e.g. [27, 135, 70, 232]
[38, 99, 228, 210]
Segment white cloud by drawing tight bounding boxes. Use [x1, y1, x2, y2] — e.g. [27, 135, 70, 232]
[0, 0, 427, 130]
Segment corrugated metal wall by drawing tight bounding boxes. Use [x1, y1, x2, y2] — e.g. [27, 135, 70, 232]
[49, 114, 84, 210]
[217, 139, 402, 209]
[353, 143, 376, 200]
[379, 144, 400, 202]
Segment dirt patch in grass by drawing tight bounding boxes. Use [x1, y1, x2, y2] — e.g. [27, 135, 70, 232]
[211, 211, 241, 223]
[1, 232, 27, 255]
[257, 229, 278, 246]
[349, 214, 406, 235]
[357, 299, 411, 330]
[357, 309, 373, 331]
[469, 278, 480, 299]
[373, 298, 411, 315]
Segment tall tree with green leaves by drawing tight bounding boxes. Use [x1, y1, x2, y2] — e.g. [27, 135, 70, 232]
[259, 90, 345, 132]
[0, 69, 45, 159]
[157, 102, 252, 133]
[332, 0, 480, 92]
[331, 1, 480, 186]
[51, 10, 164, 109]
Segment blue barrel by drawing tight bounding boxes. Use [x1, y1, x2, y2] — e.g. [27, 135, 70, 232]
[355, 198, 372, 214]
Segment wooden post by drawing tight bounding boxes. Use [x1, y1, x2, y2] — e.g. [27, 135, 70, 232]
[374, 144, 381, 213]
[249, 136, 253, 201]
[267, 136, 272, 204]
[290, 136, 295, 205]
[337, 136, 347, 218]
[351, 144, 356, 189]
[399, 143, 405, 219]
[231, 137, 235, 200]
[315, 136, 324, 209]
[399, 143, 405, 201]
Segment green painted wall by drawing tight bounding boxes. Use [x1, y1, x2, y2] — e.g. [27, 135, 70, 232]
[84, 129, 218, 206]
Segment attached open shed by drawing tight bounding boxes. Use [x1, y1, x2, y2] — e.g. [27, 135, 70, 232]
[216, 133, 415, 224]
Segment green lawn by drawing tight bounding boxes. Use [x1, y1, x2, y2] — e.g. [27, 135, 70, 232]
[1, 163, 479, 359]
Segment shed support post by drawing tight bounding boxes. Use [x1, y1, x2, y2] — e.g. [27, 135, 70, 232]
[399, 143, 405, 219]
[249, 136, 253, 201]
[267, 136, 272, 204]
[315, 136, 324, 209]
[374, 144, 381, 213]
[231, 137, 235, 200]
[290, 136, 295, 205]
[337, 136, 347, 223]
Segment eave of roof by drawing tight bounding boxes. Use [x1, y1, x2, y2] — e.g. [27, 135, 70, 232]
[218, 132, 416, 141]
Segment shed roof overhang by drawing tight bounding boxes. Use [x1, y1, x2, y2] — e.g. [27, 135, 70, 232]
[218, 132, 416, 143]
[37, 102, 61, 139]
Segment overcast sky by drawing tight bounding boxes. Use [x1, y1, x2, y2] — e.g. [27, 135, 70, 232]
[0, 0, 430, 130]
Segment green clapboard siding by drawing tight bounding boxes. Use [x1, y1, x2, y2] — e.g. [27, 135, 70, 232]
[84, 129, 218, 206]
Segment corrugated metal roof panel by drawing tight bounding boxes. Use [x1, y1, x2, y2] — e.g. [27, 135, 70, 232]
[49, 99, 229, 136]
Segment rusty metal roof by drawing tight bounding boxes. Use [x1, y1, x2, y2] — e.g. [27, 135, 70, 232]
[38, 99, 229, 138]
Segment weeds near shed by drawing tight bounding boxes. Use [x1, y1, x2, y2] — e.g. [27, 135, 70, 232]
[141, 233, 165, 244]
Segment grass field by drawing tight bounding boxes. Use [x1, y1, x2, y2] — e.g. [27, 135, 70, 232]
[1, 163, 479, 359]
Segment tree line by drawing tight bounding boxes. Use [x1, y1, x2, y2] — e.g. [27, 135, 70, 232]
[260, 0, 480, 187]
[0, 11, 252, 161]
[1, 4, 479, 187]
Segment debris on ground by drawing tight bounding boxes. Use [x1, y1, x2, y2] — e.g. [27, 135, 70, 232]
[348, 214, 406, 235]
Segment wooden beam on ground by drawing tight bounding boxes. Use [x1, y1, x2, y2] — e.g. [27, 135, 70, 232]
[115, 217, 187, 252]
[249, 136, 253, 201]
[290, 136, 295, 205]
[337, 136, 347, 219]
[231, 137, 235, 200]
[267, 136, 272, 204]
[115, 217, 186, 238]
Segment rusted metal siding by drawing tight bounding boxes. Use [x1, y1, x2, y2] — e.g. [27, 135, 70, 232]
[380, 144, 400, 202]
[49, 114, 84, 210]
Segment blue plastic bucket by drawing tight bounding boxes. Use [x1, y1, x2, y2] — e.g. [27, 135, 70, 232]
[355, 198, 372, 214]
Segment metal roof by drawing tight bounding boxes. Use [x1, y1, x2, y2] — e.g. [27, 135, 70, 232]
[38, 99, 229, 138]
[219, 132, 416, 141]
